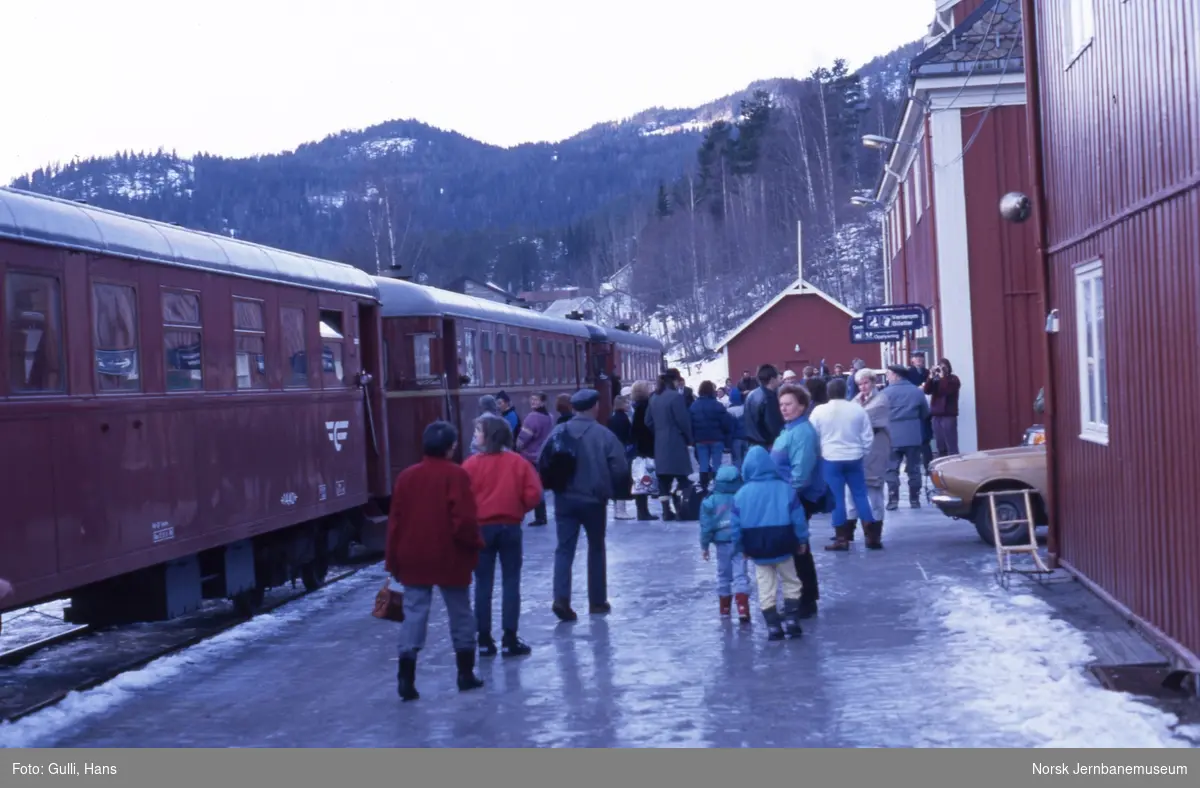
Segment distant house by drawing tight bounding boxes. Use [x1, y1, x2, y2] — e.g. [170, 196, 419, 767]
[445, 276, 527, 307]
[715, 278, 879, 380]
[542, 296, 597, 321]
[519, 287, 599, 311]
[873, 0, 1041, 454]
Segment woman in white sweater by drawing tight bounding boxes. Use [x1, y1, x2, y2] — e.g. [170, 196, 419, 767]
[808, 377, 878, 551]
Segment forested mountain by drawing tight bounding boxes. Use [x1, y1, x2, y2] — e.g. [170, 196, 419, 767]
[11, 40, 921, 361]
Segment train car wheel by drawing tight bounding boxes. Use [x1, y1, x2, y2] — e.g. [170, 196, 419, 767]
[301, 555, 329, 592]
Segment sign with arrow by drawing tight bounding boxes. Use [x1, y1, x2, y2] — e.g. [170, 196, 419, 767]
[861, 303, 928, 331]
[849, 317, 903, 344]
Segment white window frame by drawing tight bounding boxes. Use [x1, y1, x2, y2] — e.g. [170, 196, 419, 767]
[1066, 0, 1095, 68]
[1074, 259, 1108, 445]
[910, 145, 924, 223]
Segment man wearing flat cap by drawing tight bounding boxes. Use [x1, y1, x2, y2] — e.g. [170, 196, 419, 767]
[538, 388, 629, 622]
[883, 365, 930, 510]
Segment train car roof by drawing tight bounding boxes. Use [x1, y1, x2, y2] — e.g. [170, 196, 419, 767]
[376, 276, 594, 339]
[0, 187, 379, 300]
[591, 324, 665, 352]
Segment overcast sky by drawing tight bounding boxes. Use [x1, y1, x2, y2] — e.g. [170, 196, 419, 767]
[1, 0, 932, 183]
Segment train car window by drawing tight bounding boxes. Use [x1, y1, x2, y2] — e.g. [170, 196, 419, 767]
[319, 309, 345, 387]
[93, 282, 141, 393]
[537, 338, 547, 384]
[233, 297, 267, 390]
[5, 272, 66, 395]
[281, 305, 308, 388]
[413, 334, 433, 380]
[522, 336, 533, 384]
[496, 333, 508, 385]
[460, 328, 478, 386]
[162, 289, 203, 391]
[553, 340, 562, 383]
[480, 331, 494, 386]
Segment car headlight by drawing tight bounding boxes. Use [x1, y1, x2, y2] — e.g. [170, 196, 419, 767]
[930, 469, 944, 489]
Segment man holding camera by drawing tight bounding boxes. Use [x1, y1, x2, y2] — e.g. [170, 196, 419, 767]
[923, 358, 962, 457]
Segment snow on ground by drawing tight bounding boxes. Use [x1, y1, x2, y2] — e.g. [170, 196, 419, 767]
[0, 571, 377, 749]
[0, 599, 73, 652]
[669, 352, 729, 388]
[929, 577, 1191, 748]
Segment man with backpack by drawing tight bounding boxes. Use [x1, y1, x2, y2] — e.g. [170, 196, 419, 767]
[537, 388, 629, 623]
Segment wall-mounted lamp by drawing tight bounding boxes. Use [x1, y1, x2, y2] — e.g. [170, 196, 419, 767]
[1045, 309, 1060, 334]
[794, 344, 801, 353]
[862, 134, 919, 151]
[850, 196, 883, 208]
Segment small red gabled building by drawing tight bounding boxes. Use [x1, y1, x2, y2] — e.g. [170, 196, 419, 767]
[1022, 0, 1200, 671]
[873, 0, 1043, 454]
[715, 277, 879, 380]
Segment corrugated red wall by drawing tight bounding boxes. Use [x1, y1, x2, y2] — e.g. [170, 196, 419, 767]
[1034, 0, 1200, 659]
[727, 295, 880, 379]
[962, 104, 1045, 449]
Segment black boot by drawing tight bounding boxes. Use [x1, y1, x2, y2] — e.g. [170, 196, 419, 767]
[635, 495, 659, 521]
[762, 606, 785, 641]
[886, 485, 899, 511]
[782, 599, 804, 639]
[531, 500, 548, 526]
[699, 472, 712, 490]
[478, 633, 497, 657]
[660, 496, 677, 521]
[909, 486, 922, 508]
[501, 630, 531, 657]
[455, 649, 485, 692]
[397, 654, 419, 702]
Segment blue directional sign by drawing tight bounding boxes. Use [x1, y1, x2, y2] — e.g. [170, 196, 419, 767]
[850, 316, 903, 344]
[861, 303, 928, 331]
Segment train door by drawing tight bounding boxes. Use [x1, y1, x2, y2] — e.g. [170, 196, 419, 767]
[588, 341, 613, 423]
[441, 318, 462, 458]
[357, 303, 389, 498]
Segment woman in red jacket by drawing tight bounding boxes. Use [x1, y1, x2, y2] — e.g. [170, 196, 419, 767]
[386, 421, 485, 702]
[463, 415, 544, 658]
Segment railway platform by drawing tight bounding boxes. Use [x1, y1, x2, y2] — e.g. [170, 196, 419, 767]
[2, 503, 1197, 749]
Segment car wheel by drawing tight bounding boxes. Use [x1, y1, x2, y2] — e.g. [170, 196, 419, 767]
[972, 494, 1032, 547]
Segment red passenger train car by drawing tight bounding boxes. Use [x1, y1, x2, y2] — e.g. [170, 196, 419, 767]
[0, 188, 665, 626]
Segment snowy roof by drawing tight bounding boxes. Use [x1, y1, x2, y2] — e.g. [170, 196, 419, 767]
[911, 0, 1024, 78]
[0, 187, 378, 300]
[542, 296, 597, 319]
[714, 278, 859, 352]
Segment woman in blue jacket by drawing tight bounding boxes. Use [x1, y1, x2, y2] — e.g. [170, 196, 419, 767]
[689, 380, 731, 489]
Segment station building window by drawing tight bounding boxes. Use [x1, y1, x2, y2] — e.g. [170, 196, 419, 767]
[281, 305, 308, 388]
[234, 297, 267, 390]
[5, 272, 65, 394]
[1075, 259, 1107, 444]
[162, 289, 203, 391]
[93, 282, 141, 393]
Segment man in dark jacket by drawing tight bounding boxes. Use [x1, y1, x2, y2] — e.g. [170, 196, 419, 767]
[539, 389, 629, 622]
[884, 365, 931, 510]
[668, 368, 695, 408]
[744, 364, 784, 448]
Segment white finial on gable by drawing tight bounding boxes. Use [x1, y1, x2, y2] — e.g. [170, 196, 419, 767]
[797, 220, 804, 286]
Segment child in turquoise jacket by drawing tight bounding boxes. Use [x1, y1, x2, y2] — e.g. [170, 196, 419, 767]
[699, 464, 751, 622]
[730, 445, 811, 640]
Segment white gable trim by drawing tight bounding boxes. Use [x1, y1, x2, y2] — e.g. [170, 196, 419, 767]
[714, 279, 859, 352]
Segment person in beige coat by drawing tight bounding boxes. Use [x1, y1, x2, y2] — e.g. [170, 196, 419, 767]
[844, 368, 892, 548]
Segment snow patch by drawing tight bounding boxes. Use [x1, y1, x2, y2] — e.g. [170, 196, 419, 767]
[0, 570, 377, 749]
[350, 137, 416, 159]
[930, 580, 1191, 748]
[640, 119, 715, 137]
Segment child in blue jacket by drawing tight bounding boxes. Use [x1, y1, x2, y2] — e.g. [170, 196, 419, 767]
[699, 465, 751, 622]
[730, 445, 811, 640]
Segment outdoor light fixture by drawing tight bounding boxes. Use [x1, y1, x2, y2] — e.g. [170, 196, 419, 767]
[862, 134, 918, 150]
[794, 344, 800, 353]
[850, 196, 882, 208]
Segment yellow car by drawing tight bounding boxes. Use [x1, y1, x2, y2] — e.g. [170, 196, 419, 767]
[928, 440, 1048, 547]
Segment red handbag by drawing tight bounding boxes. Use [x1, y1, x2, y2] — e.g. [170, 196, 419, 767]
[372, 579, 405, 622]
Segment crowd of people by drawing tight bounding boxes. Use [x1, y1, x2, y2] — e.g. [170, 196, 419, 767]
[382, 354, 961, 700]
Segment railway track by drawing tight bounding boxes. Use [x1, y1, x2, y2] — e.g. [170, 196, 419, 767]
[0, 562, 374, 725]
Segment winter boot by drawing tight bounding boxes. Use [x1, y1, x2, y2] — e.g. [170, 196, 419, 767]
[886, 485, 900, 511]
[864, 521, 885, 550]
[589, 601, 612, 615]
[909, 486, 922, 509]
[455, 649, 485, 692]
[719, 595, 732, 616]
[782, 599, 804, 639]
[660, 495, 677, 521]
[846, 519, 858, 541]
[532, 500, 548, 526]
[798, 598, 818, 619]
[762, 606, 785, 641]
[397, 654, 419, 702]
[699, 472, 712, 490]
[501, 629, 532, 657]
[478, 633, 498, 657]
[635, 495, 659, 521]
[735, 593, 752, 623]
[552, 599, 578, 622]
[824, 523, 852, 551]
[613, 500, 634, 520]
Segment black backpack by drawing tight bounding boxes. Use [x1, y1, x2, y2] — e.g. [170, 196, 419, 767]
[538, 423, 591, 493]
